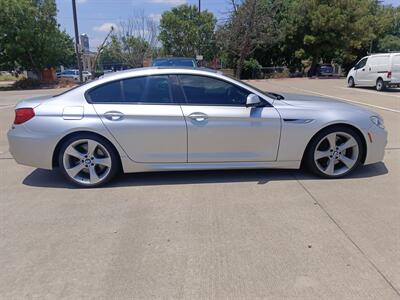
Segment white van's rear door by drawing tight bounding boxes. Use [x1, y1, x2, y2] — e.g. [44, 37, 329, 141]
[390, 54, 400, 84]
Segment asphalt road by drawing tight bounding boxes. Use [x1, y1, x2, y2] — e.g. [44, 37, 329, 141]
[0, 79, 399, 299]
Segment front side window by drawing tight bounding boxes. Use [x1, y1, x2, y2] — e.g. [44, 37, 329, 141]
[87, 75, 172, 104]
[355, 58, 368, 69]
[179, 75, 250, 105]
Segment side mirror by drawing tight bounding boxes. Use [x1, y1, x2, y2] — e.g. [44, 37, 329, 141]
[246, 94, 262, 107]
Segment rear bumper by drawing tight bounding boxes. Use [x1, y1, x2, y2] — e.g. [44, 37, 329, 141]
[364, 125, 387, 165]
[7, 125, 56, 170]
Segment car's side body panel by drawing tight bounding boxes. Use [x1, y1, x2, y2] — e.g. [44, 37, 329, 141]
[8, 67, 387, 176]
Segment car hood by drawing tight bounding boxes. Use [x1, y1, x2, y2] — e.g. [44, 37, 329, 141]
[15, 95, 53, 109]
[277, 92, 373, 115]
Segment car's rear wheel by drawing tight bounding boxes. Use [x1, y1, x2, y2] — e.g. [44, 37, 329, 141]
[305, 126, 364, 178]
[348, 77, 355, 88]
[59, 134, 119, 187]
[376, 78, 385, 91]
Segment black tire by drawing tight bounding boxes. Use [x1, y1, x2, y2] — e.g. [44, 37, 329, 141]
[376, 78, 385, 91]
[304, 126, 364, 178]
[58, 133, 120, 188]
[348, 77, 355, 88]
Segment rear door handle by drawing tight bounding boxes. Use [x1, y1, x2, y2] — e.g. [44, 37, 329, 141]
[188, 112, 208, 122]
[104, 111, 124, 121]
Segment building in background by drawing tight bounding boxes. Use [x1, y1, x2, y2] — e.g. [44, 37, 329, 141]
[80, 34, 90, 53]
[78, 34, 96, 73]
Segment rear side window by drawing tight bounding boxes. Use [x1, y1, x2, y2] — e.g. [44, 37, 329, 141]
[87, 80, 123, 102]
[123, 76, 172, 103]
[87, 75, 172, 104]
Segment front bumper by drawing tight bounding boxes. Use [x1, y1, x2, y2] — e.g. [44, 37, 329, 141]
[364, 125, 388, 165]
[7, 125, 56, 170]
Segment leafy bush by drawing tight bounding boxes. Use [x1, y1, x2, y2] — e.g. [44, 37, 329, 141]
[241, 58, 262, 79]
[12, 78, 41, 89]
[0, 74, 17, 81]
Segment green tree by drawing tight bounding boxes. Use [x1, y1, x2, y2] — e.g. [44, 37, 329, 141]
[0, 0, 75, 76]
[159, 4, 217, 60]
[217, 0, 280, 78]
[286, 0, 388, 71]
[377, 6, 400, 52]
[99, 34, 150, 69]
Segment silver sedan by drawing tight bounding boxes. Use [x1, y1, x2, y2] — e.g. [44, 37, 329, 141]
[8, 68, 387, 187]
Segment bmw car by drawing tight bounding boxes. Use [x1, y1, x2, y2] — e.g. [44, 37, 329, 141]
[8, 67, 387, 187]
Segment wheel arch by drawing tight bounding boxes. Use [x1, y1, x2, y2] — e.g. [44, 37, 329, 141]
[52, 130, 122, 169]
[301, 123, 367, 167]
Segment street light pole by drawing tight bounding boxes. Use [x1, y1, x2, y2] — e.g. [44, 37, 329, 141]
[72, 0, 83, 83]
[198, 0, 201, 13]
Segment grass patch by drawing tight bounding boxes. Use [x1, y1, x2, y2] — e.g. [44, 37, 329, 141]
[0, 74, 18, 81]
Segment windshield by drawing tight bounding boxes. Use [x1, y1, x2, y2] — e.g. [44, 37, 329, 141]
[153, 59, 196, 67]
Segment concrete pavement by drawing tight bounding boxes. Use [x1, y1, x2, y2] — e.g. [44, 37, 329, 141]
[0, 80, 399, 299]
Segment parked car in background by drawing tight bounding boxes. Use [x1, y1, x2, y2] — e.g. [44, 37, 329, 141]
[317, 64, 334, 76]
[8, 67, 387, 187]
[58, 69, 91, 82]
[152, 57, 197, 68]
[347, 52, 400, 91]
[83, 71, 92, 80]
[307, 64, 334, 77]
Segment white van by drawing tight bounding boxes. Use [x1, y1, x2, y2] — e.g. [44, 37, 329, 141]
[347, 52, 400, 91]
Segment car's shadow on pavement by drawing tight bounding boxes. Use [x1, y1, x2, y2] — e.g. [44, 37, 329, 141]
[22, 162, 389, 189]
[358, 87, 400, 93]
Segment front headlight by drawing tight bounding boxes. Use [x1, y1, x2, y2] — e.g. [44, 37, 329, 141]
[370, 116, 385, 129]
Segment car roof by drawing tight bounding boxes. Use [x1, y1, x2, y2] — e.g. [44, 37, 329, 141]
[100, 67, 218, 78]
[153, 57, 196, 61]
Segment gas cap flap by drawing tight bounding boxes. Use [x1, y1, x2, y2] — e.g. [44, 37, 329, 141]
[63, 106, 84, 120]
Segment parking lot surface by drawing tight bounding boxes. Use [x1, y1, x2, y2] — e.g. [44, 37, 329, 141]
[0, 79, 399, 299]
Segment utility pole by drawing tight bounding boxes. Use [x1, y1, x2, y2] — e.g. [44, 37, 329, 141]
[198, 0, 201, 13]
[72, 0, 83, 83]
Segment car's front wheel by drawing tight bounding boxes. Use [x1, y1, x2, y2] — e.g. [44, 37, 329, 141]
[305, 126, 364, 178]
[348, 77, 355, 88]
[59, 134, 119, 187]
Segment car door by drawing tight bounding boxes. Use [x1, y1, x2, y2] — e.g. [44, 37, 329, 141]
[88, 75, 187, 163]
[175, 74, 281, 162]
[391, 54, 400, 84]
[354, 57, 369, 85]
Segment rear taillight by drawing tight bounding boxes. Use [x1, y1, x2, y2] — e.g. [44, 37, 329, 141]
[14, 108, 35, 125]
[387, 71, 392, 79]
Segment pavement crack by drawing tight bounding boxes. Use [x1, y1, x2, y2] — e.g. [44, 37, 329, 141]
[294, 174, 400, 297]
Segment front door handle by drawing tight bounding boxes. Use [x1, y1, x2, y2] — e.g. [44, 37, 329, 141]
[104, 111, 124, 121]
[188, 112, 208, 122]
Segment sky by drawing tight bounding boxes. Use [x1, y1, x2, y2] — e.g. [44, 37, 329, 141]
[56, 0, 400, 51]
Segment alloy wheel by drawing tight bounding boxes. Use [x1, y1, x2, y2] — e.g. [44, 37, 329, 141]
[62, 139, 112, 185]
[313, 131, 359, 176]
